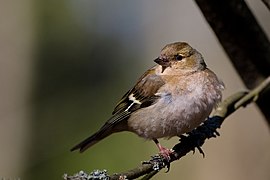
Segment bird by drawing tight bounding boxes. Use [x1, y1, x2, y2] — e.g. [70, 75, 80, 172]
[71, 42, 224, 159]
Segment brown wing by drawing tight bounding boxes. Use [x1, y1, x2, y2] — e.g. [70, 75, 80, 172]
[113, 66, 165, 114]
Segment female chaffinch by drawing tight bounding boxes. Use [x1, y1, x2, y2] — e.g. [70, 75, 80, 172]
[71, 42, 224, 159]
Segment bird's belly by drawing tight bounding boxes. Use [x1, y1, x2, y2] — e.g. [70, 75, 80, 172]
[127, 94, 214, 139]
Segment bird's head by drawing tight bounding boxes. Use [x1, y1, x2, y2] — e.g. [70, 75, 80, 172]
[154, 42, 206, 74]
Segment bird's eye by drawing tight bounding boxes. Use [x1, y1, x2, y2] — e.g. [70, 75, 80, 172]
[175, 54, 183, 61]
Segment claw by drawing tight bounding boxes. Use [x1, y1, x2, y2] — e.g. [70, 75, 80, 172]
[153, 139, 174, 162]
[158, 145, 174, 161]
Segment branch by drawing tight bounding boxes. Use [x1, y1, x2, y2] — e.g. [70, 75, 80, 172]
[194, 0, 270, 124]
[262, 0, 270, 10]
[64, 76, 270, 180]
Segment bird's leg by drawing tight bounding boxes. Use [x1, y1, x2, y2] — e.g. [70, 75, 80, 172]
[153, 139, 174, 161]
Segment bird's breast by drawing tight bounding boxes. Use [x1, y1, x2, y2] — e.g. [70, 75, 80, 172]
[127, 70, 224, 139]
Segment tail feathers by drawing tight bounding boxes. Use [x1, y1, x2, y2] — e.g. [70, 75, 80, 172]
[71, 111, 130, 152]
[70, 127, 113, 152]
[70, 133, 100, 152]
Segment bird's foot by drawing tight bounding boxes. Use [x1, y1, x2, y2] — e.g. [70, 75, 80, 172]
[153, 139, 175, 162]
[158, 146, 175, 162]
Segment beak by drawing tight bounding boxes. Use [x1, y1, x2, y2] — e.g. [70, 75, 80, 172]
[154, 57, 171, 73]
[154, 57, 170, 67]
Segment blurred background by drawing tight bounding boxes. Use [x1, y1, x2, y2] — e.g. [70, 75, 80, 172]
[0, 0, 269, 179]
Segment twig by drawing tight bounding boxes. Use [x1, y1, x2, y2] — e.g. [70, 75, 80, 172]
[262, 0, 270, 10]
[235, 76, 270, 109]
[141, 170, 159, 180]
[64, 77, 270, 180]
